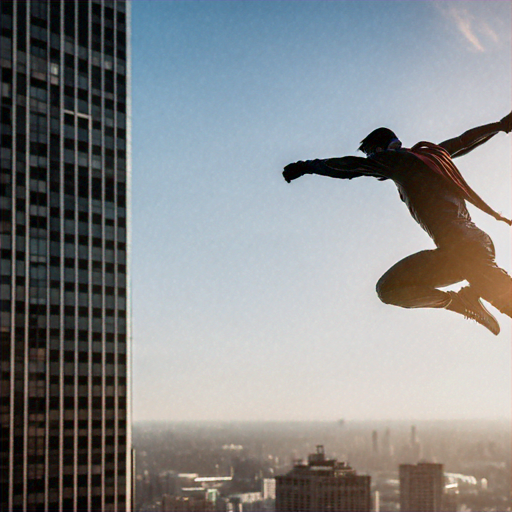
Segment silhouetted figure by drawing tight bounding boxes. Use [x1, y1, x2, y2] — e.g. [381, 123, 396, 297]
[283, 113, 512, 335]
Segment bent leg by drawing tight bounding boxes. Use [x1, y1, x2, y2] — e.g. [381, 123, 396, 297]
[448, 229, 512, 318]
[376, 249, 462, 309]
[465, 262, 512, 317]
[376, 248, 502, 334]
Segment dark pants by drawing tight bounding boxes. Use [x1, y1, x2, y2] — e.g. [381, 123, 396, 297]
[376, 226, 512, 317]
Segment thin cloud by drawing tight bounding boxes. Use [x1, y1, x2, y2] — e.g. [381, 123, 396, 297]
[480, 21, 499, 44]
[444, 5, 484, 52]
[436, 3, 504, 53]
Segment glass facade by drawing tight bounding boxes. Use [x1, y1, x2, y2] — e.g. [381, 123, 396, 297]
[0, 1, 132, 510]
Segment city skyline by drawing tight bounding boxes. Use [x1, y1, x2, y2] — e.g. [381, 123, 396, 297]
[130, 1, 511, 422]
[133, 419, 511, 512]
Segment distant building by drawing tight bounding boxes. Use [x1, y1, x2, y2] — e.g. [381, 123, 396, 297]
[399, 462, 445, 512]
[382, 428, 392, 458]
[409, 425, 422, 462]
[263, 478, 276, 500]
[228, 491, 264, 512]
[372, 430, 379, 455]
[158, 474, 232, 512]
[161, 492, 216, 512]
[275, 445, 371, 512]
[262, 478, 276, 511]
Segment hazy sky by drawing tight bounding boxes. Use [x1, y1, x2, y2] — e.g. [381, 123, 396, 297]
[130, 1, 511, 423]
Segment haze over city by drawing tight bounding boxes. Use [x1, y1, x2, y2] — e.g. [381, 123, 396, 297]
[130, 1, 511, 423]
[133, 418, 511, 512]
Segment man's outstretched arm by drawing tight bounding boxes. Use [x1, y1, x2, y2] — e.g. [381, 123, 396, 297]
[283, 156, 388, 183]
[439, 112, 511, 158]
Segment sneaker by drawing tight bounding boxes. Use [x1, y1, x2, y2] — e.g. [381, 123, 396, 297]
[447, 288, 500, 336]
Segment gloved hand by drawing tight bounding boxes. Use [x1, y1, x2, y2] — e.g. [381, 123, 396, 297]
[283, 161, 309, 183]
[499, 112, 511, 133]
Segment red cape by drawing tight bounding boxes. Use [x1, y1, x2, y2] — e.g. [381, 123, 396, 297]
[409, 141, 511, 226]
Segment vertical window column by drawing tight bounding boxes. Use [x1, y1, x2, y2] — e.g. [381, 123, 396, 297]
[0, 2, 14, 509]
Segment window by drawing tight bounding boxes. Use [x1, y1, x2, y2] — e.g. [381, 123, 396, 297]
[30, 82, 47, 102]
[77, 1, 89, 47]
[64, 243, 74, 259]
[49, 1, 60, 33]
[30, 1, 48, 21]
[64, 95, 74, 111]
[30, 40, 46, 59]
[1, 35, 12, 59]
[78, 99, 88, 115]
[78, 73, 87, 90]
[63, 1, 75, 38]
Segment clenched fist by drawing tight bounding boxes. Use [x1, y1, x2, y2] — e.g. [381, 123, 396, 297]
[499, 112, 511, 134]
[283, 161, 309, 183]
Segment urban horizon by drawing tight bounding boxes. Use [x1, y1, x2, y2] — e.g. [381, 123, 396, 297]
[133, 418, 511, 511]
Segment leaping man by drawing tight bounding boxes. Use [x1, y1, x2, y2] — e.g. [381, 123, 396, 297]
[283, 113, 512, 335]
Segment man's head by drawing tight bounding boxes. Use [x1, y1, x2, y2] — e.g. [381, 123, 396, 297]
[359, 127, 402, 157]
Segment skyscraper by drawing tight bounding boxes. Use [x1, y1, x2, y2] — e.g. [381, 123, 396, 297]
[399, 462, 444, 512]
[372, 429, 379, 455]
[0, 1, 131, 510]
[409, 425, 422, 462]
[275, 446, 371, 512]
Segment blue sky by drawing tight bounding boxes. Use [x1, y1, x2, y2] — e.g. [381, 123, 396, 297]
[130, 1, 511, 422]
